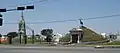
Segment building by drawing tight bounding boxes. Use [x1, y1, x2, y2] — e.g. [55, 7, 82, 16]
[115, 35, 120, 41]
[69, 26, 105, 43]
[69, 28, 83, 43]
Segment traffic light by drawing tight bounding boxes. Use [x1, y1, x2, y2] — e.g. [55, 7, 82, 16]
[0, 14, 2, 17]
[0, 18, 3, 26]
[0, 9, 6, 12]
[17, 7, 25, 10]
[26, 5, 34, 9]
[0, 14, 3, 26]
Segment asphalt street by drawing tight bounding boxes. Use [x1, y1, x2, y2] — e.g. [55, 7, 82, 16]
[0, 46, 120, 53]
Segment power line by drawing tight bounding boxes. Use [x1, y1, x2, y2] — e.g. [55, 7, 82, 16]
[26, 19, 77, 24]
[4, 0, 48, 8]
[26, 25, 33, 31]
[81, 14, 120, 20]
[3, 14, 120, 24]
[3, 19, 77, 24]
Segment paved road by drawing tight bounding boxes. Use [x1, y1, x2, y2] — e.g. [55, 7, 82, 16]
[0, 46, 120, 53]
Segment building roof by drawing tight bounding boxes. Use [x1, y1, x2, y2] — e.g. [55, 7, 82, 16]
[69, 28, 83, 32]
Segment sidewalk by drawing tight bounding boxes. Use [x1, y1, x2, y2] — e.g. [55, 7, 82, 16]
[0, 44, 120, 48]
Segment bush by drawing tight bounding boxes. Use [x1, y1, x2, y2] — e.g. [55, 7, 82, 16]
[59, 35, 70, 42]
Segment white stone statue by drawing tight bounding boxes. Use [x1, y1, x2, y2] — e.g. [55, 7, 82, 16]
[53, 33, 63, 44]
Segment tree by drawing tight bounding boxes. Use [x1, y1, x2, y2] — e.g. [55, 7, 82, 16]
[41, 29, 53, 36]
[7, 32, 18, 38]
[59, 33, 70, 42]
[41, 29, 53, 44]
[7, 32, 18, 44]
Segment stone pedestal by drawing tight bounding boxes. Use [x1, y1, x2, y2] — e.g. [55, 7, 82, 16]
[77, 35, 80, 43]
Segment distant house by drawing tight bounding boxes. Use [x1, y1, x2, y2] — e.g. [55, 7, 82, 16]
[103, 33, 120, 42]
[116, 35, 120, 41]
[114, 34, 120, 41]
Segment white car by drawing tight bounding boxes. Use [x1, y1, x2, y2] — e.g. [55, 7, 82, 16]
[94, 45, 104, 48]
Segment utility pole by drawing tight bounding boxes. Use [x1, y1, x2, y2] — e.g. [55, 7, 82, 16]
[18, 10, 27, 44]
[21, 11, 27, 44]
[18, 11, 27, 44]
[32, 30, 34, 44]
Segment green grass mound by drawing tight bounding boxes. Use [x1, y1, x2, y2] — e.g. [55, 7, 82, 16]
[104, 41, 120, 45]
[80, 26, 105, 42]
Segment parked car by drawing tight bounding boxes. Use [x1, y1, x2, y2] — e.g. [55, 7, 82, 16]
[94, 45, 104, 48]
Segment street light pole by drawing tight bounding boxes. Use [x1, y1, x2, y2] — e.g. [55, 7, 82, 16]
[18, 10, 27, 44]
[21, 10, 27, 44]
[32, 30, 35, 44]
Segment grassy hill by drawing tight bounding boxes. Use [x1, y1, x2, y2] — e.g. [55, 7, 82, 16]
[80, 26, 105, 42]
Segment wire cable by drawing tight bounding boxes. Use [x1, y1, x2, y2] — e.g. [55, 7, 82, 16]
[4, 0, 48, 8]
[3, 14, 120, 24]
[26, 25, 33, 31]
[81, 14, 120, 20]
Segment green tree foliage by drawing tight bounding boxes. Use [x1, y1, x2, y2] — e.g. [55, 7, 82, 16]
[60, 33, 70, 42]
[7, 32, 18, 44]
[41, 29, 53, 43]
[41, 29, 53, 36]
[7, 32, 18, 38]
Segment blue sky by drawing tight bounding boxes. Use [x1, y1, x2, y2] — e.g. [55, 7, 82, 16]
[0, 0, 120, 35]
